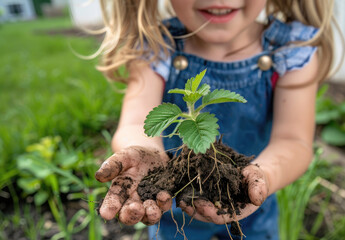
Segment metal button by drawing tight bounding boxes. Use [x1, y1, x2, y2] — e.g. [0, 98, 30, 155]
[257, 55, 273, 71]
[173, 55, 188, 70]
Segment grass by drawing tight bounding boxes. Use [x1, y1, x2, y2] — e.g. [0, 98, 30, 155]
[278, 147, 345, 240]
[0, 17, 123, 184]
[0, 16, 124, 239]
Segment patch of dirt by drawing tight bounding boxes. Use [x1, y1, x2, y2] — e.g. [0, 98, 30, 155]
[138, 139, 253, 218]
[0, 190, 139, 240]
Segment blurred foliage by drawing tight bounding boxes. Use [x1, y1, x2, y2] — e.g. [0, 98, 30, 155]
[0, 16, 122, 239]
[0, 17, 124, 189]
[16, 136, 83, 206]
[278, 147, 344, 240]
[316, 84, 345, 146]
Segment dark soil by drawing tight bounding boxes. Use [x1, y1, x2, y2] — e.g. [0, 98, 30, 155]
[138, 138, 253, 218]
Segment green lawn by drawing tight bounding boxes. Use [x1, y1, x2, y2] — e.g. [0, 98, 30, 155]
[0, 17, 126, 239]
[0, 17, 123, 175]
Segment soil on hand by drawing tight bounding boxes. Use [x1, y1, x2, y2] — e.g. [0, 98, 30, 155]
[138, 139, 254, 217]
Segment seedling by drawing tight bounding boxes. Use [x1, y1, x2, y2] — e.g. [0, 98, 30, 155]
[144, 69, 247, 153]
[139, 69, 252, 239]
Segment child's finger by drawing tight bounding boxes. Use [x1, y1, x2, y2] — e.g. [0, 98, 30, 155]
[95, 151, 132, 183]
[156, 191, 172, 212]
[178, 200, 196, 217]
[141, 200, 162, 225]
[242, 165, 268, 206]
[119, 198, 145, 225]
[99, 176, 134, 220]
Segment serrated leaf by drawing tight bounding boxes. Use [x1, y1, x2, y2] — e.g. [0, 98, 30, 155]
[178, 113, 219, 154]
[144, 103, 182, 137]
[168, 89, 191, 95]
[183, 85, 210, 105]
[183, 92, 204, 104]
[184, 69, 207, 93]
[185, 77, 194, 91]
[202, 89, 247, 106]
[192, 69, 207, 92]
[197, 83, 211, 96]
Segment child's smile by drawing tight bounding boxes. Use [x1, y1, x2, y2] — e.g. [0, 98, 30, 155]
[199, 7, 239, 23]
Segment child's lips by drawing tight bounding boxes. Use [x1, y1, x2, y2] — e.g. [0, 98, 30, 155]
[199, 8, 239, 23]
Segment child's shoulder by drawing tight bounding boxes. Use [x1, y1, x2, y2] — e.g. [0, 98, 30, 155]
[262, 17, 319, 77]
[263, 17, 318, 49]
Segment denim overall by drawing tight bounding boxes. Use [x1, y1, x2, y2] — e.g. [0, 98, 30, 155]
[148, 17, 318, 240]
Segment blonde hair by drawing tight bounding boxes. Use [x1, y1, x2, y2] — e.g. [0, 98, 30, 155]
[96, 0, 172, 82]
[97, 0, 338, 83]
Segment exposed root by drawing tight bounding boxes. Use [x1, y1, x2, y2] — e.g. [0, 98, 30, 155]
[227, 184, 245, 239]
[170, 208, 183, 237]
[138, 139, 253, 237]
[155, 220, 161, 239]
[172, 175, 198, 199]
[224, 221, 234, 240]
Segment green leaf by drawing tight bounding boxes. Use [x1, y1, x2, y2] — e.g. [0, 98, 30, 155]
[197, 84, 211, 96]
[202, 89, 247, 106]
[315, 110, 340, 124]
[191, 69, 207, 92]
[185, 77, 194, 91]
[316, 84, 329, 98]
[17, 178, 41, 194]
[17, 154, 53, 179]
[321, 125, 345, 146]
[183, 92, 204, 104]
[144, 103, 182, 137]
[55, 151, 79, 168]
[178, 112, 219, 154]
[34, 190, 49, 206]
[183, 85, 211, 105]
[184, 69, 207, 92]
[168, 89, 191, 95]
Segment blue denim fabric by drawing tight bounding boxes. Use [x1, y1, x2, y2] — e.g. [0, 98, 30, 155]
[148, 17, 317, 240]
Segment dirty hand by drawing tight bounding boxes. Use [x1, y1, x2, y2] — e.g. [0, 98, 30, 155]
[95, 146, 172, 225]
[179, 164, 269, 224]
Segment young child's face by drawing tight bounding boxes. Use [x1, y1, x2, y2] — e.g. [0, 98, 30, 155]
[170, 0, 266, 44]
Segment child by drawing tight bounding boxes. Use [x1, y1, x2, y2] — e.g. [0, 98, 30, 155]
[95, 0, 335, 239]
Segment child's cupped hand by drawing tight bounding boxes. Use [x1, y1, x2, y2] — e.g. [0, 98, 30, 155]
[95, 146, 172, 225]
[96, 148, 269, 225]
[178, 164, 269, 224]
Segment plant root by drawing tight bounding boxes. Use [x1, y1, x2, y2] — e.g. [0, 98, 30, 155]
[137, 139, 254, 236]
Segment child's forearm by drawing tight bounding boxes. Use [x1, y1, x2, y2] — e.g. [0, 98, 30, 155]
[112, 124, 166, 154]
[252, 136, 313, 196]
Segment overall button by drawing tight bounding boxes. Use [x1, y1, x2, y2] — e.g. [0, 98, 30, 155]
[173, 55, 188, 70]
[258, 55, 273, 71]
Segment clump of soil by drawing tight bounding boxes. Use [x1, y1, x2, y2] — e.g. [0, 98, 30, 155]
[138, 138, 254, 217]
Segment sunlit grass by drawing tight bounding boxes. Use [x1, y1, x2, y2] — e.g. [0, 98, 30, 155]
[0, 17, 123, 173]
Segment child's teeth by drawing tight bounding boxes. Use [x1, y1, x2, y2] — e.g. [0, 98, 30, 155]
[207, 9, 232, 15]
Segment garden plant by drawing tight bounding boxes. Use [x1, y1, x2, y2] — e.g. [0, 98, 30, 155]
[137, 69, 254, 237]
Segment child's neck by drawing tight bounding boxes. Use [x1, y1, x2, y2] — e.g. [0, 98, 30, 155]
[184, 22, 264, 62]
